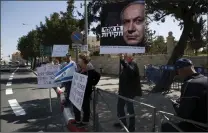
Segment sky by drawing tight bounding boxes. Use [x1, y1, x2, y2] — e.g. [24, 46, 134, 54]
[2, 1, 205, 61]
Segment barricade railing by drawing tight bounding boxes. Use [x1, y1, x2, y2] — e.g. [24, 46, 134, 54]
[144, 65, 207, 91]
[91, 86, 208, 132]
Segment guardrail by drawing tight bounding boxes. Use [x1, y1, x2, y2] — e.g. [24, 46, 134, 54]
[91, 87, 208, 132]
[144, 65, 208, 91]
[55, 85, 207, 132]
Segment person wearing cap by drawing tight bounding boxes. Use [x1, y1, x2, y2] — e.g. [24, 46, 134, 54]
[120, 0, 145, 46]
[161, 58, 208, 132]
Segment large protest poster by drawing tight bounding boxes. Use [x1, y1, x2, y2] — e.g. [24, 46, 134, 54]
[100, 0, 146, 54]
[69, 72, 88, 111]
[52, 45, 69, 57]
[37, 64, 60, 88]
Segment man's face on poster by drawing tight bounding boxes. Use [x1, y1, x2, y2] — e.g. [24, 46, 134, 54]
[121, 3, 145, 45]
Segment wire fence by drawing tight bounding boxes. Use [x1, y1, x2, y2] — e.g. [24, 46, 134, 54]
[90, 87, 208, 132]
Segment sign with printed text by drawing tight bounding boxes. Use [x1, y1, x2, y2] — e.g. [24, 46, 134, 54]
[100, 0, 146, 54]
[81, 45, 88, 52]
[52, 45, 69, 57]
[37, 64, 60, 88]
[69, 72, 88, 111]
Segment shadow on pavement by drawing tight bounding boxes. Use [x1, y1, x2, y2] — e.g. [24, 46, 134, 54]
[93, 90, 176, 132]
[0, 77, 37, 84]
[0, 98, 64, 132]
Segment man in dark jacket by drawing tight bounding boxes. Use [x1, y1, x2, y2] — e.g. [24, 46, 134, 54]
[161, 58, 208, 132]
[114, 53, 142, 132]
[72, 53, 100, 127]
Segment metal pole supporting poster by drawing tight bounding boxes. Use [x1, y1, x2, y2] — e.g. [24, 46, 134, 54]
[49, 87, 52, 113]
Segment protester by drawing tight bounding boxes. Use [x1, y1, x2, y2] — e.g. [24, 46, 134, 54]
[114, 53, 142, 132]
[161, 58, 208, 132]
[63, 53, 77, 106]
[72, 53, 100, 127]
[53, 58, 61, 66]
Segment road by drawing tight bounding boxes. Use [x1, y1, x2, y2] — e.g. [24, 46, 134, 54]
[0, 67, 64, 132]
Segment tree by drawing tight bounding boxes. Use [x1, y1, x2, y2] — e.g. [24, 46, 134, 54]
[149, 36, 167, 54]
[145, 0, 208, 92]
[17, 30, 40, 69]
[35, 0, 81, 47]
[188, 16, 207, 56]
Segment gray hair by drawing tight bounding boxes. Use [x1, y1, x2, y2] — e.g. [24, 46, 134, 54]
[120, 1, 145, 22]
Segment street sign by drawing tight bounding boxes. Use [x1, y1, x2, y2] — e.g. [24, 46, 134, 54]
[72, 43, 82, 49]
[71, 31, 83, 44]
[81, 45, 88, 52]
[40, 45, 52, 56]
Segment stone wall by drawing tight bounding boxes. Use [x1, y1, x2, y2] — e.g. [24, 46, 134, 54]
[91, 55, 207, 76]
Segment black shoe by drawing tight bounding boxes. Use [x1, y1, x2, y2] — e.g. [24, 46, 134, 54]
[113, 122, 123, 128]
[128, 128, 135, 132]
[76, 122, 88, 128]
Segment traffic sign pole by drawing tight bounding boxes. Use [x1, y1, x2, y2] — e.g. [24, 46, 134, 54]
[71, 31, 83, 63]
[84, 0, 88, 50]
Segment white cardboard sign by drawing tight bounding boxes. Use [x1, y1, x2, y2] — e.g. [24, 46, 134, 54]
[37, 64, 60, 88]
[52, 45, 69, 57]
[69, 72, 88, 111]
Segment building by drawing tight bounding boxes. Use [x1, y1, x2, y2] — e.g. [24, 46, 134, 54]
[87, 36, 100, 52]
[11, 51, 26, 65]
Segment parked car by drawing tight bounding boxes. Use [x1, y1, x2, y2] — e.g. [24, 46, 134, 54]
[0, 64, 11, 72]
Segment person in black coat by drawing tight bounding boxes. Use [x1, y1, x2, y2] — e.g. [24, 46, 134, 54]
[161, 58, 208, 132]
[72, 53, 101, 127]
[114, 53, 142, 132]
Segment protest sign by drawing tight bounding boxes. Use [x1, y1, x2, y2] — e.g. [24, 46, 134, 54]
[100, 0, 146, 54]
[37, 64, 60, 88]
[69, 72, 88, 111]
[52, 45, 69, 57]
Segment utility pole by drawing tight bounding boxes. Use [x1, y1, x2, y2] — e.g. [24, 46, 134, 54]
[84, 0, 88, 50]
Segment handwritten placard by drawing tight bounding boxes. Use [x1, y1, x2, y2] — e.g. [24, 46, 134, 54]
[52, 45, 69, 57]
[69, 72, 88, 111]
[37, 64, 60, 88]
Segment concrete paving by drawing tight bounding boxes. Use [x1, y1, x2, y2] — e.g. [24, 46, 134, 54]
[0, 67, 64, 132]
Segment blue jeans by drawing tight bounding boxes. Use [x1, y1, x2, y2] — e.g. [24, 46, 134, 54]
[117, 95, 135, 131]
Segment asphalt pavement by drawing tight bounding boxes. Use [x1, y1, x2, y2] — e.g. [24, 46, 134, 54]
[0, 67, 64, 132]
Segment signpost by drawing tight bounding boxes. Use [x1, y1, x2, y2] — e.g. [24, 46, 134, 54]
[71, 32, 83, 63]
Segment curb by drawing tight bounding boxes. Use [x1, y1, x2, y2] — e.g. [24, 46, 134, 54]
[56, 89, 88, 132]
[30, 68, 37, 76]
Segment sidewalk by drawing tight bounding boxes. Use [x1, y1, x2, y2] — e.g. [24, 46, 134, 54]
[95, 75, 180, 132]
[33, 68, 181, 131]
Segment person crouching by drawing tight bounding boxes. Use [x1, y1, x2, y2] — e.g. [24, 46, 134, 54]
[72, 53, 101, 127]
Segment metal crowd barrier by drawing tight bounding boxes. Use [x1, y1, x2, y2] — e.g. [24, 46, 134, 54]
[91, 87, 208, 132]
[144, 65, 208, 91]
